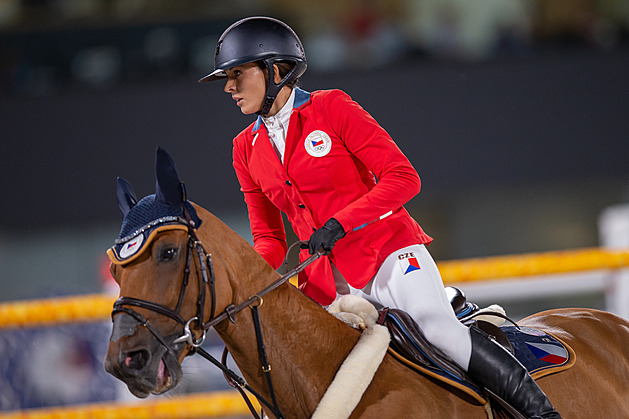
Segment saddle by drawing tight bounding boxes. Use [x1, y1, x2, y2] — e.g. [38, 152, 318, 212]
[378, 287, 575, 406]
[379, 287, 513, 378]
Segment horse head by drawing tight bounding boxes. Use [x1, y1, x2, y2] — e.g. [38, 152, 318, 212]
[104, 147, 240, 398]
[103, 148, 349, 415]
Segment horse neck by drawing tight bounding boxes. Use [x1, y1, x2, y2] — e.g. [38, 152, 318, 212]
[194, 215, 474, 417]
[220, 283, 361, 417]
[194, 209, 361, 416]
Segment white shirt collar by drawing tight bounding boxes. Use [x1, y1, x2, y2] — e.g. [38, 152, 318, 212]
[262, 89, 295, 131]
[262, 89, 295, 163]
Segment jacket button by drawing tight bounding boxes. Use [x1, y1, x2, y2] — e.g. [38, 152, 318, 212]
[285, 180, 292, 186]
[298, 204, 306, 209]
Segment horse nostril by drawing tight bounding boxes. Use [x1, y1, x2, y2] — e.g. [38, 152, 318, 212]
[125, 349, 150, 370]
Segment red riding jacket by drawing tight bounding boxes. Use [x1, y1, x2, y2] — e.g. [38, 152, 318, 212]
[232, 88, 432, 305]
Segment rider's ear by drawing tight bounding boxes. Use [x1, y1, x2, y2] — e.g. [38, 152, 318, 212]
[116, 177, 137, 218]
[155, 147, 184, 208]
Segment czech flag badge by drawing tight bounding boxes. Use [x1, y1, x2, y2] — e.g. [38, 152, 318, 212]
[398, 252, 421, 275]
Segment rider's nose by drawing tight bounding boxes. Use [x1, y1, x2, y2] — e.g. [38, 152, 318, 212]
[224, 78, 235, 93]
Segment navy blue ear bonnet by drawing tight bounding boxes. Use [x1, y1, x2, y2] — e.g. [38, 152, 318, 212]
[116, 193, 201, 241]
[108, 148, 202, 264]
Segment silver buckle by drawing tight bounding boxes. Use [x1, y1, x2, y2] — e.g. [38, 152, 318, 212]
[173, 317, 206, 348]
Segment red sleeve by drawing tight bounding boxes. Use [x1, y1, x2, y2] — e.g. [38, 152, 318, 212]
[323, 90, 421, 232]
[232, 137, 287, 269]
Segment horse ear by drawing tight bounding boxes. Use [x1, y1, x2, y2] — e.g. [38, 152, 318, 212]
[155, 147, 184, 207]
[116, 177, 138, 218]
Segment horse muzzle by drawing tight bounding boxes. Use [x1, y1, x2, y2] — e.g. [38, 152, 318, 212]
[105, 313, 184, 398]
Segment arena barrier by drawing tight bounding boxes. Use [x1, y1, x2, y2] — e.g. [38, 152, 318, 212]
[437, 246, 629, 282]
[1, 246, 628, 419]
[0, 390, 257, 419]
[2, 246, 628, 330]
[439, 247, 629, 319]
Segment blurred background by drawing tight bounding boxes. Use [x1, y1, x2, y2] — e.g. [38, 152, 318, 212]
[0, 0, 628, 413]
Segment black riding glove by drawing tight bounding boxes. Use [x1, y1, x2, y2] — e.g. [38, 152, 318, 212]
[308, 218, 346, 255]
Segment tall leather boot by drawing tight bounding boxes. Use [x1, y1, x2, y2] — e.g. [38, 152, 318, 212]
[467, 326, 562, 419]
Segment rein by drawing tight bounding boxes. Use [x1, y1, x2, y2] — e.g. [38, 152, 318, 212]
[199, 248, 321, 332]
[111, 216, 322, 419]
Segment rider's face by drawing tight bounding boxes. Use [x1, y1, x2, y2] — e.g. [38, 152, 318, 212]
[223, 63, 266, 115]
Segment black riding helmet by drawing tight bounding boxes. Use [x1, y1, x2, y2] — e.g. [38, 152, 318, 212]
[199, 16, 307, 116]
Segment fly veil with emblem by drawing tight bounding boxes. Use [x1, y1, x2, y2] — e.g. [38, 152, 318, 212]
[108, 147, 202, 265]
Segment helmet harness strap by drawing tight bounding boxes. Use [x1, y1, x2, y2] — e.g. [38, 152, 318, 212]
[259, 59, 300, 116]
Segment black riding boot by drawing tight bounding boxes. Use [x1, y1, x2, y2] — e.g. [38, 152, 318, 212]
[467, 326, 562, 419]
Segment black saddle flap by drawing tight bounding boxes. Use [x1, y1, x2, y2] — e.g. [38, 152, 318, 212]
[379, 307, 471, 383]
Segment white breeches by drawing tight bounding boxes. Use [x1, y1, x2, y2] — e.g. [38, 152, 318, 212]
[333, 244, 472, 370]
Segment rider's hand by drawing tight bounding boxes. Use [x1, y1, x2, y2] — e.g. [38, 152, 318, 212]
[308, 218, 346, 255]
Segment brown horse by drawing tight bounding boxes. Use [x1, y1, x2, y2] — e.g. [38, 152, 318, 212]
[105, 149, 629, 418]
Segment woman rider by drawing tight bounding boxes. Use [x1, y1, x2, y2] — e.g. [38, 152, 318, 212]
[199, 16, 561, 419]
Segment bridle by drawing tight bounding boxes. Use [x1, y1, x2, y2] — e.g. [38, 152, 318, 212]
[112, 217, 215, 350]
[111, 216, 321, 419]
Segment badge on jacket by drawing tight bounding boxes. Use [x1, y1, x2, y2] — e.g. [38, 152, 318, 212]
[304, 130, 332, 157]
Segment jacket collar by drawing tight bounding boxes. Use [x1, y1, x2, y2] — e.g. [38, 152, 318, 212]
[252, 88, 310, 132]
[294, 87, 310, 108]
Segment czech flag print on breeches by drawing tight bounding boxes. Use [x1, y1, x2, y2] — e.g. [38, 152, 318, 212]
[335, 244, 472, 370]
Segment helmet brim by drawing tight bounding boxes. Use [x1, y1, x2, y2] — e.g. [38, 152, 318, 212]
[198, 68, 226, 83]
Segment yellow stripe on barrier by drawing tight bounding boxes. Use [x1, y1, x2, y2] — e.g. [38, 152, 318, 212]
[438, 247, 629, 283]
[1, 247, 629, 330]
[0, 390, 257, 419]
[0, 294, 115, 330]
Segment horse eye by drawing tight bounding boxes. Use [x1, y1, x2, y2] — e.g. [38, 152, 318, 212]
[161, 248, 178, 261]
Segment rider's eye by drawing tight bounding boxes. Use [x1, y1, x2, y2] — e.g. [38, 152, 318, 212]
[161, 248, 177, 261]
